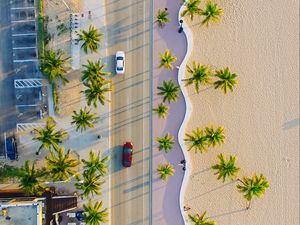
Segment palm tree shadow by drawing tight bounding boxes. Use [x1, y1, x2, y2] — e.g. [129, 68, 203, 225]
[209, 208, 247, 219]
[187, 181, 235, 202]
[191, 167, 211, 176]
[189, 86, 214, 96]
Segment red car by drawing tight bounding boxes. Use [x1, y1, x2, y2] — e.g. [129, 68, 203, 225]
[122, 142, 133, 167]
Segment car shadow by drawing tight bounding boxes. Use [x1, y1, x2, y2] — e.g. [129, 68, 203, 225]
[110, 145, 123, 173]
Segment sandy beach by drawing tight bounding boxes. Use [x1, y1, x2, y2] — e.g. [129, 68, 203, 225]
[183, 0, 299, 224]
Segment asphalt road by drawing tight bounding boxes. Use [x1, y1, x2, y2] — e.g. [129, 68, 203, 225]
[0, 0, 17, 152]
[105, 0, 152, 224]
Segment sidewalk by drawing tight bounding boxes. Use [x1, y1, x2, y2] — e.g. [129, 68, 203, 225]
[67, 0, 112, 221]
[35, 0, 111, 221]
[152, 0, 187, 224]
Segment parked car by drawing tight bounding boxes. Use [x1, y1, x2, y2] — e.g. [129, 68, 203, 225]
[5, 136, 18, 160]
[75, 210, 85, 221]
[115, 51, 125, 74]
[122, 142, 133, 167]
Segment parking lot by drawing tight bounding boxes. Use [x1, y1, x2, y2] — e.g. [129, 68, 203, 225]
[11, 8, 35, 21]
[0, 0, 47, 158]
[12, 35, 37, 48]
[10, 0, 35, 8]
[12, 21, 36, 34]
[0, 0, 17, 153]
[14, 61, 39, 78]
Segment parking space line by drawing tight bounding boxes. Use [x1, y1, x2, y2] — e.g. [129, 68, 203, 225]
[16, 123, 44, 133]
[4, 132, 7, 159]
[13, 46, 36, 50]
[16, 104, 38, 107]
[14, 79, 43, 88]
[10, 7, 35, 10]
[11, 19, 35, 23]
[12, 33, 36, 36]
[13, 59, 38, 62]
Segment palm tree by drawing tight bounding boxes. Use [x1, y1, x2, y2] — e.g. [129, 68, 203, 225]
[188, 211, 216, 225]
[204, 124, 225, 147]
[41, 49, 70, 84]
[45, 147, 79, 182]
[153, 103, 169, 119]
[237, 173, 270, 209]
[212, 154, 240, 182]
[181, 0, 201, 21]
[19, 160, 47, 196]
[214, 67, 238, 94]
[82, 59, 111, 84]
[200, 1, 223, 26]
[183, 62, 212, 93]
[156, 9, 170, 28]
[77, 25, 103, 54]
[157, 80, 180, 103]
[156, 133, 175, 153]
[71, 107, 97, 132]
[82, 150, 110, 176]
[76, 171, 105, 198]
[159, 49, 177, 70]
[83, 80, 112, 108]
[83, 200, 109, 225]
[184, 127, 208, 153]
[157, 163, 175, 181]
[33, 117, 68, 155]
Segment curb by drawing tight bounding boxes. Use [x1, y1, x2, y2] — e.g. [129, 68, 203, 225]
[177, 3, 193, 225]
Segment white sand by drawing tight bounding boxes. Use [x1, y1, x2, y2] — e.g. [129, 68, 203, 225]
[183, 0, 299, 224]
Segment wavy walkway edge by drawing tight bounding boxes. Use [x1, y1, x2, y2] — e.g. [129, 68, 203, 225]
[177, 4, 193, 225]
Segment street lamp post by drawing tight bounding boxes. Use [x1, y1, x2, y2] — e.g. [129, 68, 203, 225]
[178, 19, 183, 33]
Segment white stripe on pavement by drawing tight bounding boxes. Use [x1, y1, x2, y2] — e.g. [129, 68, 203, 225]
[13, 47, 36, 50]
[12, 33, 36, 36]
[11, 19, 35, 23]
[10, 7, 35, 10]
[13, 59, 38, 62]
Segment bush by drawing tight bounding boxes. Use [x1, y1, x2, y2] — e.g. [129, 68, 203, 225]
[38, 15, 45, 58]
[57, 23, 68, 36]
[52, 83, 60, 114]
[37, 0, 51, 58]
[0, 163, 23, 182]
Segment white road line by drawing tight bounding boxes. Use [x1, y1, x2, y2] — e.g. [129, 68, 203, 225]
[13, 47, 36, 50]
[10, 7, 35, 10]
[13, 59, 38, 62]
[4, 132, 7, 159]
[16, 104, 38, 107]
[11, 19, 35, 23]
[12, 33, 36, 36]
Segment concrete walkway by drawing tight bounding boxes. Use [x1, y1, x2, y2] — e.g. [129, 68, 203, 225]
[152, 0, 187, 224]
[17, 0, 112, 222]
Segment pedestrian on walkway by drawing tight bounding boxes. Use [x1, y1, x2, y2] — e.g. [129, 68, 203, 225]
[184, 206, 191, 211]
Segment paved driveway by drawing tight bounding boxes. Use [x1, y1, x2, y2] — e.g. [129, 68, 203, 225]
[0, 0, 17, 143]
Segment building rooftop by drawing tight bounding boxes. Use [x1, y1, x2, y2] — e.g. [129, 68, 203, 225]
[0, 191, 77, 225]
[0, 200, 41, 225]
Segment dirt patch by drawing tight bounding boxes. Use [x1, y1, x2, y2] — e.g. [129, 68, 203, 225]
[56, 70, 82, 117]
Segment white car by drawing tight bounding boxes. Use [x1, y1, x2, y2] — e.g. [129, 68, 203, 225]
[115, 51, 125, 74]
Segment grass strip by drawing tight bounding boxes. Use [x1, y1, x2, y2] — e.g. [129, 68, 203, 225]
[37, 0, 45, 58]
[52, 83, 60, 114]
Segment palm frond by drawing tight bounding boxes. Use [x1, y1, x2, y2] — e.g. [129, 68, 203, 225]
[157, 80, 180, 103]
